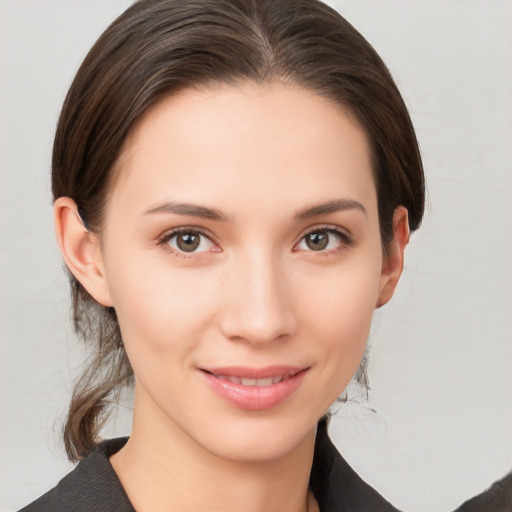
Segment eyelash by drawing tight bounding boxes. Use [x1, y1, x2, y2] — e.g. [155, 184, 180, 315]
[157, 225, 353, 258]
[293, 225, 353, 255]
[157, 227, 219, 259]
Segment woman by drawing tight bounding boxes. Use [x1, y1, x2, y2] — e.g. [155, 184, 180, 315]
[14, 0, 506, 510]
[17, 2, 420, 509]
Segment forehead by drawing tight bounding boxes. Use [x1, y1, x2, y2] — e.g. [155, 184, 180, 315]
[108, 81, 376, 218]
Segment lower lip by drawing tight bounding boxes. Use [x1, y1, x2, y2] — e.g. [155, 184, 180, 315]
[201, 369, 308, 411]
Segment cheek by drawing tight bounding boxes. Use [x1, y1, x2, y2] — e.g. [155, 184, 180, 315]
[298, 255, 382, 394]
[301, 256, 381, 338]
[104, 248, 222, 359]
[309, 283, 375, 371]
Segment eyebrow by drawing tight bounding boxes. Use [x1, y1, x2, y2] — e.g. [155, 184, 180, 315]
[144, 201, 226, 221]
[144, 198, 366, 222]
[295, 199, 367, 220]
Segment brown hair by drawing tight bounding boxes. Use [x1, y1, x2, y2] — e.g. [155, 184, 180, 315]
[52, 0, 425, 461]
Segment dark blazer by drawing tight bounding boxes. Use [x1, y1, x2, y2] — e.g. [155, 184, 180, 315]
[453, 471, 512, 512]
[18, 421, 512, 511]
[19, 421, 399, 512]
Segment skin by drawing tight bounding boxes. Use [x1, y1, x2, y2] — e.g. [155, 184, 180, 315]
[55, 82, 409, 512]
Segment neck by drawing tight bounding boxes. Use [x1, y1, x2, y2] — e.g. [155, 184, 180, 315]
[110, 387, 319, 512]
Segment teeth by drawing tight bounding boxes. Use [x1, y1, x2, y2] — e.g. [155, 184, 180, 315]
[216, 374, 289, 386]
[255, 377, 274, 386]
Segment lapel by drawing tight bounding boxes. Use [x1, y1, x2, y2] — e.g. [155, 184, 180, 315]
[310, 420, 401, 512]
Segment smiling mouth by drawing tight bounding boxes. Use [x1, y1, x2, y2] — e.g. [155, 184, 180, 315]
[200, 366, 309, 410]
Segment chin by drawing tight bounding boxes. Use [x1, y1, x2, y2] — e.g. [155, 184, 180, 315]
[190, 412, 320, 464]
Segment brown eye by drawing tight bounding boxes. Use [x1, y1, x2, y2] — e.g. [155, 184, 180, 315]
[165, 230, 216, 254]
[296, 228, 348, 253]
[176, 232, 200, 252]
[305, 231, 329, 251]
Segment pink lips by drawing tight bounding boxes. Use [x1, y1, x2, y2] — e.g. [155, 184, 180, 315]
[200, 365, 309, 410]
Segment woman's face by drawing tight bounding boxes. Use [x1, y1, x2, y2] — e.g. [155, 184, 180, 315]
[88, 82, 403, 461]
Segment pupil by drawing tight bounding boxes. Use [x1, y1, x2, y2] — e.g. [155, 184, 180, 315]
[306, 231, 328, 251]
[177, 233, 200, 252]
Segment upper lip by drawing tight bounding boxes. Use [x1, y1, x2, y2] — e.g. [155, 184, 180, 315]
[200, 365, 309, 379]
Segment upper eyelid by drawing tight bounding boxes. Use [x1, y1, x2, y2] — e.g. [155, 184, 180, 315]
[158, 226, 217, 244]
[297, 224, 352, 241]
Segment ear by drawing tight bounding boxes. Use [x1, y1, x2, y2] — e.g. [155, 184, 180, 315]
[377, 206, 410, 308]
[54, 197, 113, 307]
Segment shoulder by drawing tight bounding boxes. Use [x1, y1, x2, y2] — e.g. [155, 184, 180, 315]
[453, 471, 512, 512]
[17, 438, 134, 512]
[311, 421, 401, 512]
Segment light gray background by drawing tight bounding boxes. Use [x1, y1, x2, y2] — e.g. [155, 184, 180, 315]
[1, 1, 511, 511]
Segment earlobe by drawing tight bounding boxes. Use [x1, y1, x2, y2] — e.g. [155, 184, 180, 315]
[376, 206, 410, 308]
[54, 197, 113, 307]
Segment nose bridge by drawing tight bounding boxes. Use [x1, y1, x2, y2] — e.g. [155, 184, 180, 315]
[220, 246, 297, 344]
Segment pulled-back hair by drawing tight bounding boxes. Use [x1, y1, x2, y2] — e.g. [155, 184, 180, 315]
[53, 0, 425, 462]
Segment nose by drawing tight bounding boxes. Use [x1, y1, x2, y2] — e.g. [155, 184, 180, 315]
[218, 250, 298, 345]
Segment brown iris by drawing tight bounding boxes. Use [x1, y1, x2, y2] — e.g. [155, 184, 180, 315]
[176, 232, 201, 252]
[305, 231, 329, 251]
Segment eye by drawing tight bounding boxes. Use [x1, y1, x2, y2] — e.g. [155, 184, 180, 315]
[160, 228, 217, 255]
[295, 228, 350, 253]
